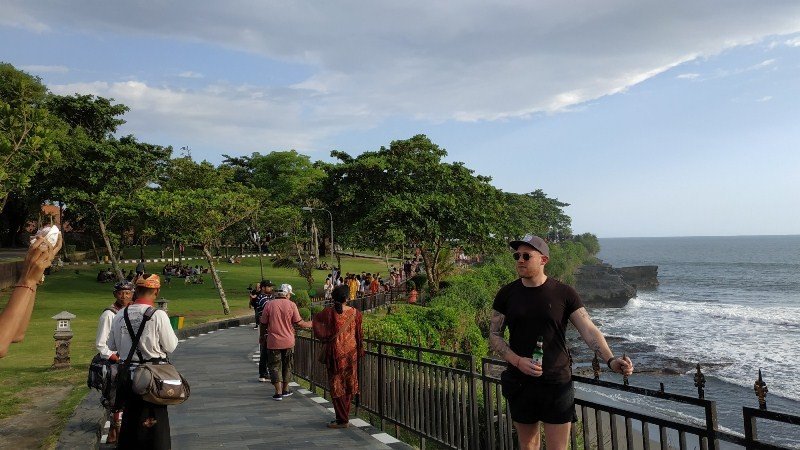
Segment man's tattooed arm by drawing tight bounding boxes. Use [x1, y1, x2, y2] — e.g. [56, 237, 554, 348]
[489, 310, 517, 366]
[570, 307, 613, 361]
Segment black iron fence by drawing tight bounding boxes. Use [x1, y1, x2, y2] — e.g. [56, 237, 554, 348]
[293, 337, 800, 450]
[310, 285, 407, 311]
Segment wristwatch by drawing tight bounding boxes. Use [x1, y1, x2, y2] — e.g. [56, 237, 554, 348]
[606, 357, 616, 370]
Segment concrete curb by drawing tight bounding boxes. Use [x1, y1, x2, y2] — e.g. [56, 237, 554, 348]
[288, 383, 414, 449]
[55, 313, 256, 449]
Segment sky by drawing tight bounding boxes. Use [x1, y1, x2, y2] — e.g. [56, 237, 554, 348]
[2, 1, 800, 238]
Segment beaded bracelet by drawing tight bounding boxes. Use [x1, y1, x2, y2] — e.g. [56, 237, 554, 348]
[13, 284, 36, 293]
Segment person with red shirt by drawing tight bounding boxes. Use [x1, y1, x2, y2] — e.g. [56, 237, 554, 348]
[260, 285, 312, 400]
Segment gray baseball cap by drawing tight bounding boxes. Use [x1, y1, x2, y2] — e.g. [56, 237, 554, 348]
[508, 234, 549, 257]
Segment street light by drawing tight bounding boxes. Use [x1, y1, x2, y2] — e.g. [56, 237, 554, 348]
[301, 207, 334, 271]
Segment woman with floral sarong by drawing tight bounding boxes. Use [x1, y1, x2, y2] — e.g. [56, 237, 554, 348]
[313, 285, 364, 428]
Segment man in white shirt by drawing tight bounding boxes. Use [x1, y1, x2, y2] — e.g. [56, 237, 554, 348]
[96, 282, 134, 360]
[94, 280, 134, 444]
[107, 274, 178, 450]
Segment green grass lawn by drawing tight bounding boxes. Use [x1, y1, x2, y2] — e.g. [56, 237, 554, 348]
[0, 254, 389, 444]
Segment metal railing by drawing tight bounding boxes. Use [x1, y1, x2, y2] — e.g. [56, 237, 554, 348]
[310, 285, 407, 312]
[293, 340, 799, 449]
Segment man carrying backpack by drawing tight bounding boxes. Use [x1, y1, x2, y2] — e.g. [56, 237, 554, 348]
[107, 274, 178, 449]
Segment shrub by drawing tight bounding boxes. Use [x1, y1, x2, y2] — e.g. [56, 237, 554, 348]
[310, 305, 324, 316]
[293, 290, 311, 308]
[410, 274, 427, 290]
[299, 307, 311, 321]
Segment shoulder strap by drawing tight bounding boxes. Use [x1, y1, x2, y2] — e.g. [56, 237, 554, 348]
[122, 306, 156, 365]
[330, 309, 357, 341]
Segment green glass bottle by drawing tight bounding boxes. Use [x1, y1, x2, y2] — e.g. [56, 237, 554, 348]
[532, 336, 544, 366]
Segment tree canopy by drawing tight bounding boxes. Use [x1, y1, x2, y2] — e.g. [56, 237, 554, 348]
[325, 135, 505, 293]
[0, 61, 587, 314]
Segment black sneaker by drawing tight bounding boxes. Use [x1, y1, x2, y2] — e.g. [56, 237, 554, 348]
[272, 393, 283, 401]
[282, 389, 293, 397]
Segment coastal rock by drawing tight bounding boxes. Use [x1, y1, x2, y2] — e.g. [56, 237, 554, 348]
[615, 265, 659, 290]
[574, 263, 636, 307]
[573, 263, 659, 307]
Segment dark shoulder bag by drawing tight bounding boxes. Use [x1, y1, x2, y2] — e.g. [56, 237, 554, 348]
[87, 308, 117, 391]
[127, 309, 191, 405]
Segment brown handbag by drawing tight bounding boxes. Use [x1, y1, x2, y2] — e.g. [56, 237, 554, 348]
[317, 310, 356, 365]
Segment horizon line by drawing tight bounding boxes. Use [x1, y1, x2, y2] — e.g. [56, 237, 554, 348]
[597, 233, 800, 239]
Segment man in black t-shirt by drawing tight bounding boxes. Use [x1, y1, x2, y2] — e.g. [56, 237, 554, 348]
[255, 280, 275, 381]
[489, 235, 634, 450]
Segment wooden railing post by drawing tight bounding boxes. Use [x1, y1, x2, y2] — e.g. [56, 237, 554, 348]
[469, 355, 480, 450]
[378, 342, 385, 431]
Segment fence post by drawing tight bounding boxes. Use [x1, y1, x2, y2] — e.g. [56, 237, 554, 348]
[743, 408, 757, 445]
[309, 335, 317, 393]
[378, 342, 385, 431]
[704, 400, 719, 450]
[469, 355, 480, 450]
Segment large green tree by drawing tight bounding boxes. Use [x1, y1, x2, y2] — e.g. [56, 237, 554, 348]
[140, 186, 257, 314]
[325, 135, 505, 294]
[43, 94, 170, 279]
[499, 190, 573, 243]
[0, 63, 61, 212]
[249, 150, 326, 205]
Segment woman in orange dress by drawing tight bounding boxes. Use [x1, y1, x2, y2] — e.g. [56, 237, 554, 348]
[313, 285, 364, 428]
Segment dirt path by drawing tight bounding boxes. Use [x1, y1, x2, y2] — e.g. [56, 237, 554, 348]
[0, 386, 72, 449]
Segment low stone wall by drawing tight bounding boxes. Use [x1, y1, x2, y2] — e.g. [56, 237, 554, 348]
[0, 260, 23, 290]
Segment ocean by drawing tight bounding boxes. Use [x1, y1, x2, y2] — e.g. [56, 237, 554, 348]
[587, 235, 800, 446]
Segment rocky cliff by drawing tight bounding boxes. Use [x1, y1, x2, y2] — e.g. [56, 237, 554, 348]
[614, 265, 659, 289]
[573, 263, 658, 307]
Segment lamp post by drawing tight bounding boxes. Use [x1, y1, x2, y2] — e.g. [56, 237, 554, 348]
[301, 207, 334, 271]
[249, 227, 264, 280]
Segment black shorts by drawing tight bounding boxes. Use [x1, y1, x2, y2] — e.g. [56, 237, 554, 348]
[500, 372, 576, 425]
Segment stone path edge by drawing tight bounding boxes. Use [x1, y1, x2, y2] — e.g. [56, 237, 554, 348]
[284, 383, 413, 450]
[56, 313, 258, 450]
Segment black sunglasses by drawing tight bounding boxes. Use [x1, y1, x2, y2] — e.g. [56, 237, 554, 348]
[512, 252, 537, 261]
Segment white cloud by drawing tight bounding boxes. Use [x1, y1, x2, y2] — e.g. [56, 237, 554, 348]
[785, 36, 800, 47]
[757, 95, 773, 102]
[178, 71, 203, 79]
[677, 73, 700, 80]
[750, 59, 777, 70]
[9, 1, 800, 153]
[19, 64, 69, 74]
[0, 3, 50, 33]
[48, 80, 376, 155]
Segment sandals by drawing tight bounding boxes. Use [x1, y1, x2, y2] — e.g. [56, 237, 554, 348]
[326, 420, 349, 429]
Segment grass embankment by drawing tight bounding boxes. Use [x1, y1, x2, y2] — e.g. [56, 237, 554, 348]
[0, 254, 389, 447]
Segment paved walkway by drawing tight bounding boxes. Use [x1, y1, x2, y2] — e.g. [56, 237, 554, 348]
[57, 320, 411, 449]
[166, 325, 402, 449]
